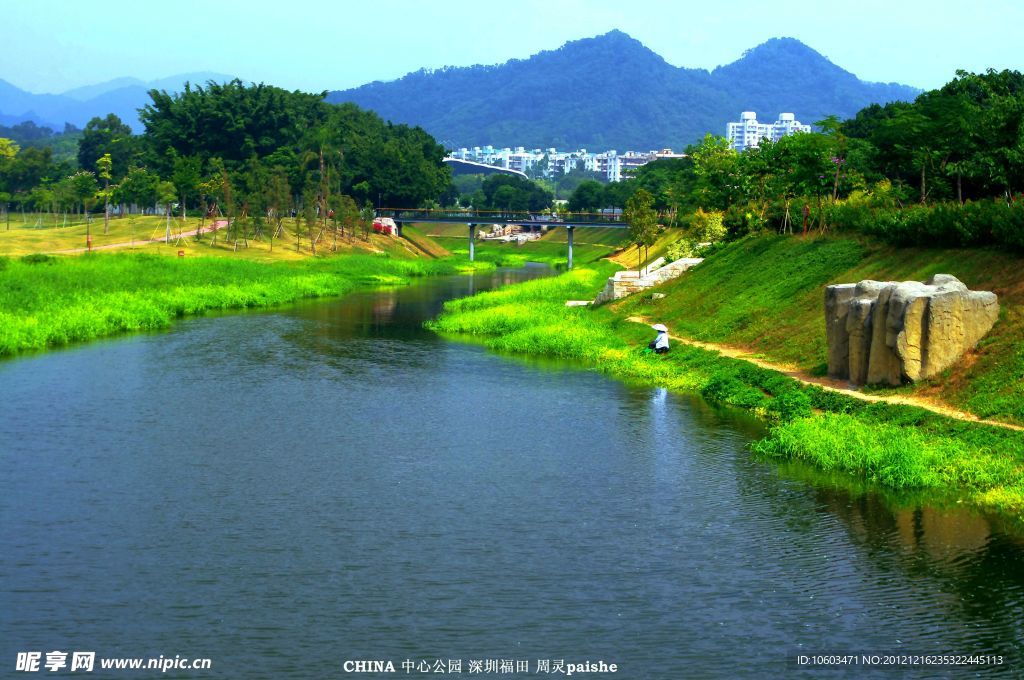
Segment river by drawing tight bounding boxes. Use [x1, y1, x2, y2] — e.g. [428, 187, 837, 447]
[1, 266, 1022, 678]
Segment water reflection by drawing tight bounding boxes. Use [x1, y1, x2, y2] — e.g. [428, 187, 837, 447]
[755, 460, 1024, 667]
[1, 265, 1023, 677]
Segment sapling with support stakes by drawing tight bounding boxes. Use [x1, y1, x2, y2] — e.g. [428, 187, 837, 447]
[157, 180, 176, 244]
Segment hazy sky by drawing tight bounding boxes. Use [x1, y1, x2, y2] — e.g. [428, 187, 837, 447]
[4, 0, 1022, 94]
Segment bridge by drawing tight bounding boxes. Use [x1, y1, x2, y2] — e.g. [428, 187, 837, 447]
[376, 208, 629, 269]
[443, 158, 528, 179]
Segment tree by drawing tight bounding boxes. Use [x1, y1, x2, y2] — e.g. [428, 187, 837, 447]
[96, 153, 113, 234]
[624, 188, 659, 274]
[632, 157, 694, 214]
[0, 137, 19, 161]
[69, 171, 98, 216]
[3, 146, 57, 195]
[68, 170, 98, 246]
[689, 208, 727, 243]
[0, 138, 19, 227]
[301, 185, 317, 251]
[77, 114, 137, 180]
[568, 180, 604, 212]
[138, 81, 453, 211]
[157, 180, 177, 242]
[335, 194, 359, 240]
[492, 185, 519, 214]
[552, 166, 605, 199]
[28, 185, 54, 220]
[479, 174, 552, 213]
[114, 166, 159, 215]
[264, 166, 291, 247]
[688, 134, 741, 210]
[170, 153, 202, 224]
[601, 179, 635, 209]
[51, 177, 75, 225]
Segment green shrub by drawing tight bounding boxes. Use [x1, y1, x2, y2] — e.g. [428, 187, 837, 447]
[20, 253, 56, 265]
[766, 389, 813, 422]
[690, 208, 727, 243]
[825, 198, 1024, 251]
[664, 238, 695, 261]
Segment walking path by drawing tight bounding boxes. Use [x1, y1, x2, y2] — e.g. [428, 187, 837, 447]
[51, 220, 228, 254]
[626, 315, 1024, 432]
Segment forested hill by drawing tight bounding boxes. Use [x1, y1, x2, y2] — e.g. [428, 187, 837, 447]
[325, 31, 920, 150]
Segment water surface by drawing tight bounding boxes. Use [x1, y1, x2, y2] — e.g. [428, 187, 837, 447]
[2, 267, 1022, 678]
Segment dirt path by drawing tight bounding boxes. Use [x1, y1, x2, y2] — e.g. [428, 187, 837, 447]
[51, 220, 229, 254]
[626, 316, 1023, 432]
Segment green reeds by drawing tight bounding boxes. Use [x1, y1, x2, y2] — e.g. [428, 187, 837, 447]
[0, 252, 493, 356]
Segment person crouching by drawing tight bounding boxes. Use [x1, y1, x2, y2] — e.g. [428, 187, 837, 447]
[649, 324, 670, 354]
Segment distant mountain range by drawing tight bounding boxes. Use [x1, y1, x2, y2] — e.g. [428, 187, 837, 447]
[327, 31, 921, 150]
[0, 72, 236, 131]
[0, 32, 920, 149]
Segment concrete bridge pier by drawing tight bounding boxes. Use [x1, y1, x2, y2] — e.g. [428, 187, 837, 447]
[567, 225, 574, 270]
[468, 223, 476, 261]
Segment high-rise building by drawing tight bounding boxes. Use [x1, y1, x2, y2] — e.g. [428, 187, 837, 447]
[726, 112, 811, 151]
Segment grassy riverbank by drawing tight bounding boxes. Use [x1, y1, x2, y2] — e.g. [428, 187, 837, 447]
[0, 214, 450, 261]
[419, 223, 626, 268]
[427, 238, 1024, 521]
[618, 235, 1024, 425]
[0, 251, 493, 356]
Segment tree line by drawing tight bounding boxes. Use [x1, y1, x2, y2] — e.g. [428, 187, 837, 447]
[568, 69, 1024, 250]
[2, 69, 1022, 252]
[0, 80, 451, 248]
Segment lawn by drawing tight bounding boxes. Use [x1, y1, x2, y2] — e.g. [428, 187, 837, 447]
[620, 235, 1024, 425]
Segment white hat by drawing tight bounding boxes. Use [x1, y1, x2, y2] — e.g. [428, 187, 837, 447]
[651, 323, 668, 332]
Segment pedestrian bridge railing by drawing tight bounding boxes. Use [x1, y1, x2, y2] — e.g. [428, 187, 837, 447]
[375, 208, 629, 228]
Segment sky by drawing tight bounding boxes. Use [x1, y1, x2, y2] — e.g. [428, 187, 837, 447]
[3, 0, 1022, 94]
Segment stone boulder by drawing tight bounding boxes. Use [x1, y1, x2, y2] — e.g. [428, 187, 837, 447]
[824, 274, 999, 386]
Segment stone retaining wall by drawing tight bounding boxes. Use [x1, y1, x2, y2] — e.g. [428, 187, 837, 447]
[594, 257, 703, 304]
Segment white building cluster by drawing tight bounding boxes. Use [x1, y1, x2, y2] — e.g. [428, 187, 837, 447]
[447, 146, 685, 183]
[449, 111, 811, 179]
[725, 112, 812, 152]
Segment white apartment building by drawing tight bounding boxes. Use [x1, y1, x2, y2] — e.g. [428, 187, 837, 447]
[447, 146, 688, 182]
[726, 112, 811, 152]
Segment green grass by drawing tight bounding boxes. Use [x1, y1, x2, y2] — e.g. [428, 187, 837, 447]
[0, 211, 96, 231]
[0, 251, 493, 356]
[442, 238, 616, 268]
[620, 234, 1024, 425]
[751, 413, 1020, 492]
[399, 225, 451, 258]
[428, 258, 1024, 522]
[608, 227, 691, 270]
[415, 222, 475, 239]
[0, 213, 425, 262]
[540, 226, 631, 247]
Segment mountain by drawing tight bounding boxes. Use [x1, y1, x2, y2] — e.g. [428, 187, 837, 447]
[0, 79, 70, 126]
[326, 31, 920, 150]
[61, 77, 145, 102]
[711, 38, 917, 125]
[0, 72, 239, 132]
[1, 34, 919, 147]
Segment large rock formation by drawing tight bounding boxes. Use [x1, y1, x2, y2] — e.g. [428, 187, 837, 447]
[824, 274, 998, 386]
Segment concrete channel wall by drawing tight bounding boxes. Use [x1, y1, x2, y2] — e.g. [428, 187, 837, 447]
[594, 257, 703, 304]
